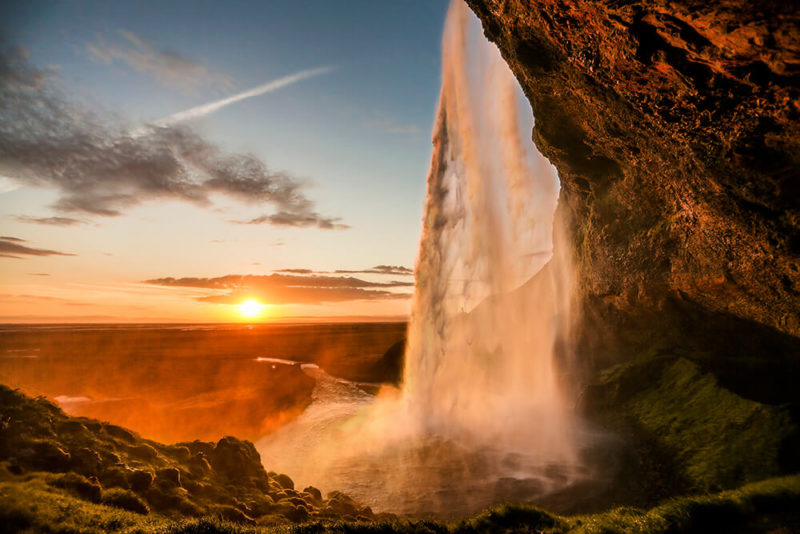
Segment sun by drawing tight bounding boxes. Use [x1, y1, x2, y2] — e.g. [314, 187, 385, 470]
[238, 299, 263, 318]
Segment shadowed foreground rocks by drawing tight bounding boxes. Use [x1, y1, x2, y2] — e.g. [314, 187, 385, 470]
[0, 385, 378, 526]
[3, 384, 800, 533]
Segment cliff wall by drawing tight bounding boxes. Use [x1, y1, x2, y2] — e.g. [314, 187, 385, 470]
[465, 0, 800, 360]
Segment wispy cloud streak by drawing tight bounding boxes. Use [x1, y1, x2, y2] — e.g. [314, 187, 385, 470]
[153, 66, 335, 126]
[0, 236, 75, 258]
[14, 215, 86, 226]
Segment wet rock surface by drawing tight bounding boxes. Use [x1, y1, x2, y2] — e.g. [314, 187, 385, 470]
[466, 0, 800, 345]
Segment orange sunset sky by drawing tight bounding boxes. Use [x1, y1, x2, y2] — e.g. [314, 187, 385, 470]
[0, 2, 451, 322]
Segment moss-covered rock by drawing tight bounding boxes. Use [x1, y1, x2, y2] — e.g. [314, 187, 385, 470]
[0, 384, 370, 527]
[48, 472, 102, 503]
[584, 355, 799, 500]
[101, 487, 150, 514]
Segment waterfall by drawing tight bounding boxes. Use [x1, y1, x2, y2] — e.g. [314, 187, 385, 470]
[258, 0, 589, 517]
[402, 0, 576, 457]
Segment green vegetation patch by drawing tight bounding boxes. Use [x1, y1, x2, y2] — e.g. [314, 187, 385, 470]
[0, 384, 378, 528]
[587, 355, 798, 492]
[0, 471, 169, 533]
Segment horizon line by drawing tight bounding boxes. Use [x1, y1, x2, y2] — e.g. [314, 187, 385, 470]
[0, 315, 410, 326]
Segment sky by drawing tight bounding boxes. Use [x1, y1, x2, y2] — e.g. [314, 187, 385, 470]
[0, 0, 450, 322]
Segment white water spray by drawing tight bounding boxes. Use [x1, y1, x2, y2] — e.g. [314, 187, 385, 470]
[258, 0, 589, 517]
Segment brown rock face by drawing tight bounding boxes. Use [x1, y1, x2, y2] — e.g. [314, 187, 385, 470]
[465, 0, 800, 353]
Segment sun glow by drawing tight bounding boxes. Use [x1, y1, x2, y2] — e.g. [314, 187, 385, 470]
[238, 299, 264, 318]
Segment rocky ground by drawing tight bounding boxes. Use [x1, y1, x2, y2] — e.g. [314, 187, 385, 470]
[3, 367, 800, 533]
[0, 384, 381, 528]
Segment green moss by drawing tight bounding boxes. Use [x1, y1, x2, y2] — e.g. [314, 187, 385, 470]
[0, 474, 168, 533]
[2, 380, 798, 533]
[590, 356, 797, 492]
[456, 503, 564, 533]
[103, 487, 151, 515]
[48, 471, 102, 502]
[564, 475, 800, 534]
[2, 464, 799, 533]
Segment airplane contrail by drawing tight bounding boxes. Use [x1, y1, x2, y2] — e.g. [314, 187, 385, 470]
[151, 66, 335, 127]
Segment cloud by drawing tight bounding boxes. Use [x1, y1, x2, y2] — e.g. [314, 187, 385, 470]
[0, 236, 75, 258]
[363, 114, 422, 136]
[0, 47, 344, 229]
[152, 66, 334, 126]
[336, 265, 413, 276]
[0, 293, 91, 307]
[0, 175, 21, 193]
[88, 30, 233, 90]
[275, 265, 413, 276]
[144, 273, 412, 305]
[14, 215, 86, 226]
[233, 212, 349, 230]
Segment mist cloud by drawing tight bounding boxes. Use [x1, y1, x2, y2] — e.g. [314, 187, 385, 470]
[0, 47, 344, 229]
[0, 236, 75, 259]
[145, 273, 412, 305]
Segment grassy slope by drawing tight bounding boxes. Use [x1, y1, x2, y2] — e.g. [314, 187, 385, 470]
[3, 466, 799, 533]
[592, 356, 796, 488]
[3, 347, 800, 533]
[0, 384, 378, 530]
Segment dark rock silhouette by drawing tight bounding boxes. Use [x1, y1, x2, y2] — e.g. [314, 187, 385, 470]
[373, 339, 406, 385]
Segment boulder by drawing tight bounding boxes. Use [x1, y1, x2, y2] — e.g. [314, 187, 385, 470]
[25, 440, 71, 472]
[128, 443, 158, 461]
[209, 436, 266, 483]
[155, 467, 181, 487]
[128, 469, 154, 492]
[49, 472, 101, 503]
[101, 488, 150, 515]
[274, 473, 294, 490]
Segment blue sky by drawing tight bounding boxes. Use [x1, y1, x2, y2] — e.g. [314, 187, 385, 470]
[0, 0, 451, 321]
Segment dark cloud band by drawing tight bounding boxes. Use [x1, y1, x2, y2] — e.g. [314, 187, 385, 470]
[0, 236, 75, 258]
[14, 215, 86, 226]
[145, 273, 412, 305]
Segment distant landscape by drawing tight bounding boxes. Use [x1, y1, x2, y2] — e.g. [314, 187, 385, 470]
[0, 323, 406, 443]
